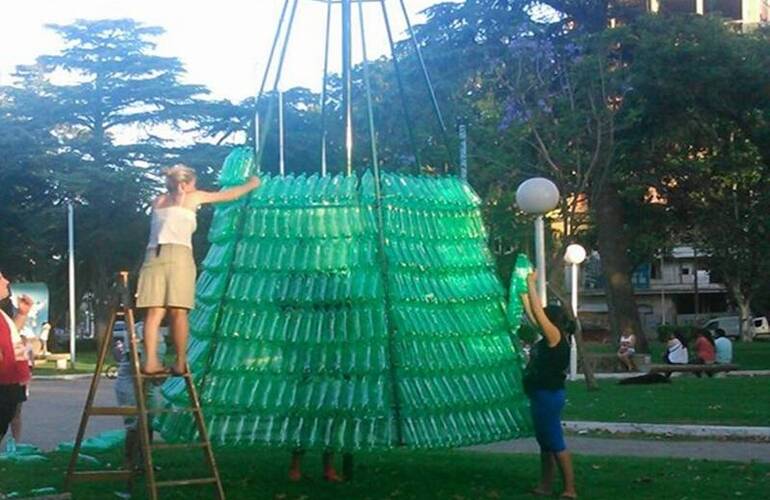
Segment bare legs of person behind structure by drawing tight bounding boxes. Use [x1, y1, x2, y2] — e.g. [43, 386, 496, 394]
[617, 351, 638, 372]
[289, 450, 343, 482]
[142, 307, 188, 376]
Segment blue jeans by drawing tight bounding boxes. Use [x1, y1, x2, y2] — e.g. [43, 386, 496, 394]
[529, 389, 566, 453]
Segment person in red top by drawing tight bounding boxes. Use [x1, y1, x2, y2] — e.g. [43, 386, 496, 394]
[0, 271, 33, 442]
[693, 328, 716, 378]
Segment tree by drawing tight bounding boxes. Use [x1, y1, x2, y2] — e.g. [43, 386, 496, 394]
[617, 16, 770, 339]
[7, 19, 212, 331]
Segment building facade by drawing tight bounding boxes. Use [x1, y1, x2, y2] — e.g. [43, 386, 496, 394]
[578, 246, 732, 336]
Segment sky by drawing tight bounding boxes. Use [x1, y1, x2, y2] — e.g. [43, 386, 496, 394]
[0, 0, 460, 101]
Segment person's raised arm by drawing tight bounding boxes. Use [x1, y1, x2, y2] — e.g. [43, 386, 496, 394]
[195, 176, 261, 205]
[525, 272, 561, 346]
[14, 295, 33, 331]
[520, 293, 538, 327]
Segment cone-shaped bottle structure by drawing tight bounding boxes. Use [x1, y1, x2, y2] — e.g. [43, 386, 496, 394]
[158, 148, 532, 450]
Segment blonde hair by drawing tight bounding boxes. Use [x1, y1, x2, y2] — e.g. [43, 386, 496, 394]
[165, 164, 197, 194]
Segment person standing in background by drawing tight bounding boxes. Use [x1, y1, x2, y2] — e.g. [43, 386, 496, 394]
[0, 271, 33, 445]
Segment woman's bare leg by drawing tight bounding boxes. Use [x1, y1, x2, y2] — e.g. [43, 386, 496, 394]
[535, 451, 556, 494]
[168, 307, 189, 373]
[555, 450, 577, 498]
[10, 403, 22, 442]
[289, 450, 303, 481]
[323, 451, 342, 482]
[143, 307, 166, 372]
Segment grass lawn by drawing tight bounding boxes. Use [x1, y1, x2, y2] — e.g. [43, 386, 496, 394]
[1, 447, 768, 499]
[32, 351, 99, 376]
[585, 340, 770, 370]
[564, 376, 770, 426]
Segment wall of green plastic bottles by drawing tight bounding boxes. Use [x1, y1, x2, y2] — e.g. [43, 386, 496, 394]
[158, 147, 532, 451]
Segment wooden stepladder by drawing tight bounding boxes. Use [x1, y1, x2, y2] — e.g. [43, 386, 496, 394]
[65, 272, 225, 499]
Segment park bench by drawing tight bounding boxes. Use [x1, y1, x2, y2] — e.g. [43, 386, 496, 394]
[33, 353, 71, 370]
[647, 363, 739, 375]
[583, 352, 652, 373]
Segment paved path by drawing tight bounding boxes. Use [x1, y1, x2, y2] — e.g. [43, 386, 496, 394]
[8, 378, 770, 464]
[468, 436, 770, 463]
[7, 378, 119, 451]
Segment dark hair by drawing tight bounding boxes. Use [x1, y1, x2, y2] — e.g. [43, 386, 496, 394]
[695, 327, 716, 346]
[674, 331, 688, 348]
[714, 328, 727, 338]
[544, 305, 574, 337]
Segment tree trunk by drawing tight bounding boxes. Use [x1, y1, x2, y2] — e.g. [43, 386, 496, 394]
[729, 282, 754, 343]
[548, 285, 599, 390]
[593, 185, 649, 352]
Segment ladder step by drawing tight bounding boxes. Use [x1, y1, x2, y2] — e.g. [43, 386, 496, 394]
[149, 407, 200, 414]
[156, 477, 218, 488]
[70, 470, 133, 482]
[151, 442, 208, 450]
[88, 406, 138, 416]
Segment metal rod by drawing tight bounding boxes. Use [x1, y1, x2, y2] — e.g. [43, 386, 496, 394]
[319, 0, 333, 176]
[397, 0, 454, 171]
[361, 1, 403, 446]
[67, 201, 76, 366]
[342, 0, 353, 176]
[257, 0, 300, 169]
[535, 215, 547, 305]
[279, 90, 285, 175]
[571, 263, 579, 316]
[380, 0, 421, 170]
[254, 0, 292, 152]
[458, 123, 468, 181]
[357, 0, 379, 170]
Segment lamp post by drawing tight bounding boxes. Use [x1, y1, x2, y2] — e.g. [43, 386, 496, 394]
[564, 243, 586, 381]
[516, 178, 560, 305]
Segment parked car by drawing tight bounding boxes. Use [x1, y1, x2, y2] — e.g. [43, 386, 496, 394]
[703, 315, 770, 340]
[752, 316, 770, 341]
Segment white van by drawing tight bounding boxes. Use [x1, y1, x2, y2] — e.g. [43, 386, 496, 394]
[703, 316, 770, 340]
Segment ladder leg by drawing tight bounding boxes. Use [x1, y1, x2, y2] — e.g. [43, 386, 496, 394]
[65, 309, 120, 489]
[126, 307, 159, 500]
[184, 369, 226, 500]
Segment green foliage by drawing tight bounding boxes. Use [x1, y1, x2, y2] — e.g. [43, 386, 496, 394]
[656, 324, 695, 343]
[614, 15, 770, 316]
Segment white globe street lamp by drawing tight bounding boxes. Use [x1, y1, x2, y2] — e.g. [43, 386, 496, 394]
[564, 243, 587, 381]
[564, 243, 587, 316]
[516, 178, 560, 305]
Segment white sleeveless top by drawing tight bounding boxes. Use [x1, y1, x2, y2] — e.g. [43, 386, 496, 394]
[147, 205, 197, 249]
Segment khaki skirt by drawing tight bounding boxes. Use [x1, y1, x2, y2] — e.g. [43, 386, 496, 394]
[136, 244, 197, 309]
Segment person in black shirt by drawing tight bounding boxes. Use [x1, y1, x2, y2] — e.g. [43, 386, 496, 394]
[521, 271, 577, 499]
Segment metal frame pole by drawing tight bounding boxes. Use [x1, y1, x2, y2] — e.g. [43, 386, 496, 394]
[458, 123, 468, 181]
[535, 215, 547, 305]
[379, 0, 421, 170]
[319, 0, 333, 176]
[279, 90, 286, 175]
[254, 0, 292, 163]
[397, 0, 454, 170]
[68, 201, 76, 365]
[256, 0, 300, 170]
[342, 0, 354, 175]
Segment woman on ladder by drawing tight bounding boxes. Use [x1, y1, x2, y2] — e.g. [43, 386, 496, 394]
[137, 165, 260, 376]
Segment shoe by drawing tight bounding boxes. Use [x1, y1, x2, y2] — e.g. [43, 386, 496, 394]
[323, 470, 344, 482]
